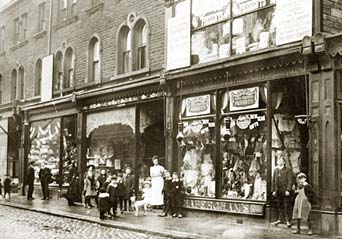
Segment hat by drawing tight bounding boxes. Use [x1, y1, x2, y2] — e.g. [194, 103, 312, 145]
[297, 172, 307, 179]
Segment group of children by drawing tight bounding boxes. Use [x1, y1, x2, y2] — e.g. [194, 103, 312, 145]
[93, 167, 185, 220]
[0, 175, 12, 199]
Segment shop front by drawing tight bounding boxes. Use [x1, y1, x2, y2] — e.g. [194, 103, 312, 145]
[80, 86, 166, 191]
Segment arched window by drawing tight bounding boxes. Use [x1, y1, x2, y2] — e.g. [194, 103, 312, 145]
[133, 20, 148, 71]
[88, 37, 100, 83]
[117, 26, 131, 74]
[11, 69, 17, 101]
[0, 74, 2, 104]
[18, 66, 24, 99]
[54, 51, 63, 92]
[35, 59, 42, 96]
[64, 47, 75, 89]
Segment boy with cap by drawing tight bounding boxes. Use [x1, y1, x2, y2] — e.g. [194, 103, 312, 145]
[292, 172, 315, 235]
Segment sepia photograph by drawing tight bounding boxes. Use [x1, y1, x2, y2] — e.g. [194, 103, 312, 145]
[0, 0, 341, 238]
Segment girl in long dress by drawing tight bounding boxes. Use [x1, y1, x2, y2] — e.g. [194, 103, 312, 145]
[150, 155, 165, 207]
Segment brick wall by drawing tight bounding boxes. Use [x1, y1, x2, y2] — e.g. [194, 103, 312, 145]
[323, 0, 342, 33]
[0, 0, 165, 103]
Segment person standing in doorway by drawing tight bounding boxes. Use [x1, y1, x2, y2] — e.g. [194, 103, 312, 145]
[272, 156, 294, 227]
[3, 174, 12, 199]
[39, 162, 52, 200]
[150, 155, 165, 208]
[26, 161, 35, 200]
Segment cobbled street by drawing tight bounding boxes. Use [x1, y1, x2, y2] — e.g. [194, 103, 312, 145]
[0, 205, 171, 239]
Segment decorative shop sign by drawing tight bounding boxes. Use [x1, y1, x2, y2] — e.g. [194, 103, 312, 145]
[183, 198, 264, 216]
[82, 91, 165, 111]
[236, 115, 251, 129]
[41, 54, 54, 102]
[230, 87, 259, 111]
[167, 0, 191, 70]
[276, 0, 312, 46]
[186, 94, 211, 117]
[235, 0, 268, 15]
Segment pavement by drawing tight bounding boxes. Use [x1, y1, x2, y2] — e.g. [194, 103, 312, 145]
[0, 194, 334, 239]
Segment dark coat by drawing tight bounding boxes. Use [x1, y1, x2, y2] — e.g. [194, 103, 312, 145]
[97, 175, 107, 189]
[39, 168, 52, 184]
[303, 183, 316, 204]
[26, 166, 35, 185]
[107, 183, 123, 202]
[64, 165, 82, 202]
[163, 178, 172, 196]
[272, 167, 294, 193]
[170, 179, 184, 197]
[3, 178, 11, 191]
[98, 193, 110, 212]
[123, 174, 134, 199]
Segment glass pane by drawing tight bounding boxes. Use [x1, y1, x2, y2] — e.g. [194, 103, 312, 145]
[179, 118, 216, 197]
[28, 118, 61, 184]
[126, 31, 131, 51]
[233, 0, 274, 16]
[93, 61, 100, 83]
[192, 22, 230, 64]
[140, 25, 147, 45]
[138, 46, 146, 69]
[86, 108, 136, 177]
[123, 51, 131, 73]
[93, 40, 100, 61]
[192, 0, 230, 28]
[232, 7, 275, 55]
[221, 113, 267, 200]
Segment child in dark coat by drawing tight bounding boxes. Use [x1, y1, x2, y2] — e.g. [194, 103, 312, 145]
[98, 187, 110, 220]
[159, 170, 173, 217]
[123, 166, 134, 211]
[292, 172, 315, 235]
[170, 172, 184, 218]
[117, 174, 125, 214]
[3, 175, 11, 199]
[107, 176, 123, 218]
[0, 179, 2, 197]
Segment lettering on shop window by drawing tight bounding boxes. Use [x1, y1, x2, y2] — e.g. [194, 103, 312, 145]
[230, 87, 259, 111]
[184, 198, 264, 215]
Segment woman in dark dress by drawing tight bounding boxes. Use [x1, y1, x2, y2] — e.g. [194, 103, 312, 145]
[64, 161, 82, 206]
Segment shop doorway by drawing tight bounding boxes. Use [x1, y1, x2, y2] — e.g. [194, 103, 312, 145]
[139, 100, 165, 189]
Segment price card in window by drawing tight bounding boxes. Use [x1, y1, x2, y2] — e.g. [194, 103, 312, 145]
[235, 37, 246, 55]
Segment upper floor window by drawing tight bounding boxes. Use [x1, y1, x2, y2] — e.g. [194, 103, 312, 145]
[118, 26, 131, 74]
[13, 13, 28, 44]
[38, 2, 46, 32]
[54, 51, 63, 92]
[18, 66, 25, 100]
[88, 37, 101, 83]
[91, 0, 100, 7]
[117, 14, 150, 75]
[59, 0, 77, 22]
[0, 26, 4, 52]
[133, 20, 148, 71]
[64, 47, 75, 89]
[11, 69, 17, 101]
[0, 74, 2, 104]
[35, 59, 42, 96]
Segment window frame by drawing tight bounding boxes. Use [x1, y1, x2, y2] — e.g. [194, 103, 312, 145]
[87, 36, 101, 83]
[18, 66, 25, 100]
[0, 26, 5, 52]
[35, 59, 42, 96]
[63, 47, 75, 89]
[38, 2, 46, 32]
[0, 74, 2, 104]
[11, 69, 17, 102]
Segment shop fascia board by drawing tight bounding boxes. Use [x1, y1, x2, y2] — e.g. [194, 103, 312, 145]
[76, 75, 162, 100]
[165, 42, 302, 80]
[19, 95, 74, 111]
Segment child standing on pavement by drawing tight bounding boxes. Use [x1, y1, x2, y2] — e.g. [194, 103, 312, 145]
[170, 172, 184, 218]
[123, 166, 134, 211]
[3, 175, 12, 199]
[292, 172, 315, 235]
[98, 187, 110, 220]
[107, 176, 122, 218]
[117, 174, 125, 214]
[159, 170, 173, 217]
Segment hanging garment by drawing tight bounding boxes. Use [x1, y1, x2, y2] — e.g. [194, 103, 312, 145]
[249, 157, 261, 177]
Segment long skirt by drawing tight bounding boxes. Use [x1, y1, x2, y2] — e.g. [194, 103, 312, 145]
[292, 188, 311, 221]
[150, 176, 164, 206]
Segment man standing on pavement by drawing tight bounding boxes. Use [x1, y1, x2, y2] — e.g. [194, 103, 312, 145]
[26, 161, 35, 200]
[272, 156, 294, 227]
[39, 162, 52, 200]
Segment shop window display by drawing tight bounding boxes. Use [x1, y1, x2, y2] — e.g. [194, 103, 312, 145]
[179, 118, 216, 197]
[28, 118, 61, 184]
[86, 108, 135, 176]
[221, 114, 267, 200]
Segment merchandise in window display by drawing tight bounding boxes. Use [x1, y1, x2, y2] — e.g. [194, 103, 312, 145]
[179, 119, 216, 197]
[28, 120, 61, 184]
[221, 116, 267, 201]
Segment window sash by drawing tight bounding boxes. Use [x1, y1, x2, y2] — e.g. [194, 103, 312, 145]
[138, 45, 146, 69]
[0, 27, 4, 51]
[21, 14, 27, 41]
[93, 60, 100, 83]
[123, 50, 131, 73]
[38, 4, 46, 32]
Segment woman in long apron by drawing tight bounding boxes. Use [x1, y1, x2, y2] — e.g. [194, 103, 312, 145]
[150, 155, 165, 207]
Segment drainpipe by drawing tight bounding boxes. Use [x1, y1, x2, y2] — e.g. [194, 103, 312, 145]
[47, 0, 53, 55]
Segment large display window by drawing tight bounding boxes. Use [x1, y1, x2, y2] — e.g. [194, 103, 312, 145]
[28, 118, 61, 184]
[86, 108, 136, 176]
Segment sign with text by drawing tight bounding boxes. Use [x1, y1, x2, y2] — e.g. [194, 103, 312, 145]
[186, 94, 211, 117]
[167, 0, 191, 71]
[184, 197, 265, 216]
[230, 87, 259, 111]
[276, 0, 312, 46]
[41, 55, 54, 102]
